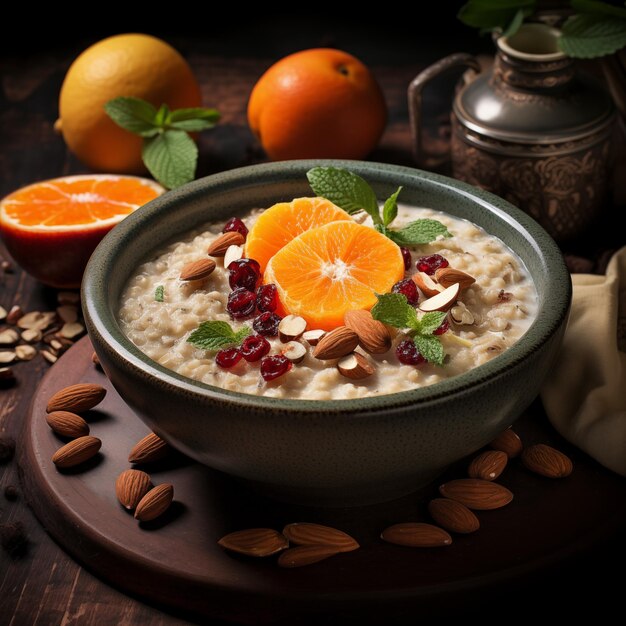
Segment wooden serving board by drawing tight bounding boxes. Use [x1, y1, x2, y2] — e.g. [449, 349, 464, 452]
[19, 337, 626, 623]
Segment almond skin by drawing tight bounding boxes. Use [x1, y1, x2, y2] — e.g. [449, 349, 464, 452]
[282, 523, 359, 552]
[522, 444, 573, 478]
[428, 498, 480, 534]
[179, 258, 216, 281]
[381, 522, 452, 547]
[439, 478, 513, 510]
[52, 436, 101, 468]
[278, 545, 341, 568]
[337, 352, 375, 380]
[344, 310, 391, 354]
[313, 326, 359, 360]
[46, 383, 106, 413]
[134, 483, 174, 522]
[128, 432, 171, 464]
[207, 232, 245, 256]
[116, 469, 152, 510]
[435, 267, 476, 290]
[468, 450, 508, 481]
[490, 428, 523, 458]
[45, 411, 89, 438]
[218, 528, 289, 557]
[412, 272, 443, 298]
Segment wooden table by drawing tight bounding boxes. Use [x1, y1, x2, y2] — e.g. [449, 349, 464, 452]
[1, 24, 625, 625]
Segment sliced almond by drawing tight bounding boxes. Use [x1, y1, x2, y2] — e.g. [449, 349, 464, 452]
[52, 436, 101, 468]
[450, 302, 475, 325]
[60, 322, 84, 340]
[344, 309, 391, 354]
[56, 305, 78, 323]
[278, 315, 307, 342]
[116, 469, 152, 510]
[15, 345, 37, 361]
[218, 528, 288, 557]
[419, 283, 460, 313]
[281, 341, 307, 364]
[412, 272, 444, 298]
[180, 258, 216, 281]
[0, 329, 19, 346]
[313, 326, 359, 360]
[134, 483, 173, 522]
[0, 351, 16, 364]
[337, 352, 374, 380]
[282, 523, 359, 552]
[435, 267, 476, 290]
[278, 545, 341, 568]
[0, 306, 7, 322]
[18, 311, 56, 331]
[207, 232, 245, 257]
[302, 329, 326, 346]
[41, 350, 58, 364]
[46, 383, 107, 413]
[381, 522, 452, 547]
[128, 432, 171, 464]
[21, 328, 42, 343]
[223, 244, 244, 268]
[6, 305, 24, 324]
[50, 339, 65, 352]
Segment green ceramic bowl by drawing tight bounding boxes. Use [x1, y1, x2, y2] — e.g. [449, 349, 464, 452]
[83, 160, 571, 506]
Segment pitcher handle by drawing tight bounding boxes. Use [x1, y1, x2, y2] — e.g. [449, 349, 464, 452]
[408, 53, 481, 168]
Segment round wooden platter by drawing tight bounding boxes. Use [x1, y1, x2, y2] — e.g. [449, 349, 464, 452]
[20, 337, 626, 623]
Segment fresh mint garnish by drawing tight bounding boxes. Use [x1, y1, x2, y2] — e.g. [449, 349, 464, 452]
[187, 321, 250, 352]
[154, 285, 164, 302]
[386, 219, 452, 246]
[413, 334, 445, 366]
[382, 186, 402, 226]
[105, 97, 220, 190]
[370, 292, 419, 328]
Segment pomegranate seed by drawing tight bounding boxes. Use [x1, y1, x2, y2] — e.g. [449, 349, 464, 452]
[391, 279, 420, 305]
[240, 335, 271, 362]
[215, 347, 242, 368]
[222, 217, 248, 238]
[256, 284, 278, 312]
[396, 339, 426, 365]
[253, 311, 282, 336]
[227, 287, 256, 319]
[260, 354, 292, 381]
[416, 254, 449, 275]
[400, 247, 412, 271]
[228, 258, 261, 291]
[434, 319, 450, 335]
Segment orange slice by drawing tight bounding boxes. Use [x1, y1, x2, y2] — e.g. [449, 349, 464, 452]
[245, 197, 349, 271]
[265, 220, 404, 330]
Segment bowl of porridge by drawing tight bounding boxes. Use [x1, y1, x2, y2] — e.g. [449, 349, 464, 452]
[83, 161, 570, 506]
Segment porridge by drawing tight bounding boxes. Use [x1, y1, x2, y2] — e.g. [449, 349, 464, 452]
[118, 171, 537, 400]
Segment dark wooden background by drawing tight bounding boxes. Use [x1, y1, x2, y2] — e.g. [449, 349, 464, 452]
[1, 9, 625, 625]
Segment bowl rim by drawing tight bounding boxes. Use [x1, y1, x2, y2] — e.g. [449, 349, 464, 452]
[83, 159, 571, 413]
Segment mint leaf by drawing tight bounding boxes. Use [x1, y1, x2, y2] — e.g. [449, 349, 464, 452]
[187, 320, 250, 351]
[559, 14, 626, 58]
[502, 8, 526, 37]
[142, 130, 197, 190]
[169, 108, 220, 131]
[382, 186, 402, 227]
[413, 334, 445, 366]
[418, 311, 447, 335]
[387, 219, 452, 245]
[571, 0, 626, 19]
[371, 293, 419, 329]
[458, 0, 536, 31]
[104, 97, 159, 137]
[154, 104, 170, 127]
[154, 285, 164, 302]
[307, 167, 382, 224]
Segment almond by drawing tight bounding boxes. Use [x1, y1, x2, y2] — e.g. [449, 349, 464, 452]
[223, 244, 244, 268]
[45, 411, 90, 438]
[0, 305, 6, 323]
[439, 478, 513, 510]
[278, 315, 307, 342]
[15, 345, 37, 361]
[180, 258, 216, 281]
[21, 328, 42, 343]
[134, 483, 174, 522]
[92, 351, 101, 367]
[313, 326, 359, 360]
[282, 523, 359, 552]
[468, 450, 508, 481]
[46, 383, 106, 413]
[428, 498, 480, 534]
[419, 282, 460, 313]
[281, 341, 307, 364]
[128, 432, 171, 464]
[337, 352, 375, 380]
[207, 232, 245, 256]
[412, 272, 444, 298]
[302, 329, 325, 346]
[116, 469, 152, 510]
[6, 305, 24, 325]
[52, 436, 101, 468]
[218, 528, 288, 557]
[41, 350, 58, 364]
[344, 309, 391, 354]
[521, 444, 573, 478]
[56, 305, 78, 323]
[490, 428, 523, 458]
[18, 311, 56, 331]
[0, 351, 16, 364]
[381, 522, 452, 547]
[0, 329, 19, 346]
[278, 545, 341, 568]
[435, 267, 476, 290]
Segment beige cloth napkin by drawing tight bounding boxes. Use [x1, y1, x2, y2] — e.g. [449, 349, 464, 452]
[541, 247, 626, 476]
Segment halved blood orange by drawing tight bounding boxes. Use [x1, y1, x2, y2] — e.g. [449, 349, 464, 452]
[265, 220, 404, 330]
[245, 197, 349, 272]
[0, 174, 163, 288]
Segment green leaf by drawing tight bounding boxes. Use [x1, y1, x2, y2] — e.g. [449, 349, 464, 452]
[155, 104, 171, 127]
[502, 8, 526, 37]
[371, 293, 419, 329]
[142, 130, 197, 190]
[418, 311, 448, 336]
[387, 219, 452, 245]
[458, 0, 536, 31]
[169, 108, 221, 131]
[382, 186, 402, 227]
[571, 0, 626, 19]
[154, 285, 164, 302]
[104, 97, 159, 137]
[559, 14, 626, 57]
[413, 334, 445, 366]
[307, 167, 382, 224]
[186, 320, 250, 351]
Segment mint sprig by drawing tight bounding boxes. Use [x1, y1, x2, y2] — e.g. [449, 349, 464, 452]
[105, 97, 220, 189]
[371, 293, 447, 366]
[154, 285, 164, 302]
[307, 166, 451, 246]
[187, 321, 250, 352]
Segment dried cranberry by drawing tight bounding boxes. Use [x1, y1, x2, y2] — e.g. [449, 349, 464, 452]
[416, 254, 449, 275]
[400, 247, 412, 271]
[227, 287, 256, 319]
[228, 258, 261, 291]
[256, 284, 278, 312]
[434, 318, 449, 335]
[396, 339, 426, 365]
[253, 311, 282, 336]
[240, 335, 271, 362]
[215, 347, 242, 368]
[391, 279, 420, 305]
[222, 217, 248, 239]
[260, 354, 292, 381]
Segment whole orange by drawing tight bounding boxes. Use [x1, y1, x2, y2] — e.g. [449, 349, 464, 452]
[248, 49, 387, 161]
